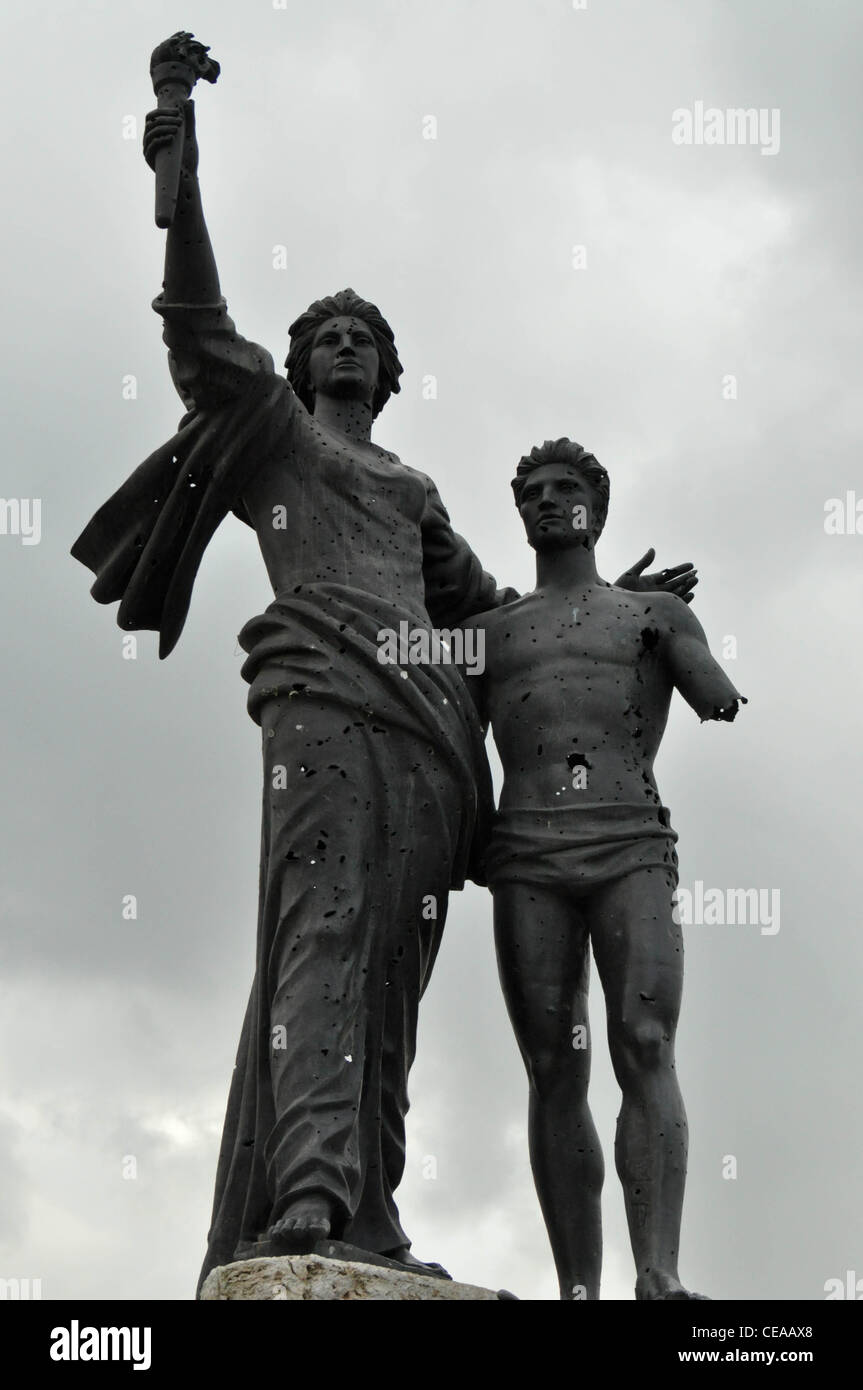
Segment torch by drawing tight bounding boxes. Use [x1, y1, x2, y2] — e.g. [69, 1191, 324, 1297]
[149, 31, 220, 228]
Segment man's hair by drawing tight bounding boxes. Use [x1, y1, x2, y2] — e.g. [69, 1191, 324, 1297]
[284, 288, 403, 418]
[511, 438, 610, 541]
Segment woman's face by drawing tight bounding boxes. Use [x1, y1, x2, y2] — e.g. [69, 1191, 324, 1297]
[308, 316, 380, 405]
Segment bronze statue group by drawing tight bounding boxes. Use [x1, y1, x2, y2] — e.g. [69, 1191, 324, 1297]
[73, 68, 744, 1301]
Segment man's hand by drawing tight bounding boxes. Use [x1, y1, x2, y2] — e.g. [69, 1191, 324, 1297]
[615, 548, 698, 603]
[143, 99, 198, 178]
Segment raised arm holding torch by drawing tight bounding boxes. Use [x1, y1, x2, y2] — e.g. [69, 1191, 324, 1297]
[149, 30, 219, 229]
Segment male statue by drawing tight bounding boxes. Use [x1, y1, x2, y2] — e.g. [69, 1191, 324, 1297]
[473, 438, 746, 1300]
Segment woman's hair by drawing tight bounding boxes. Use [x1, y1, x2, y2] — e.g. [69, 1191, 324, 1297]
[284, 288, 403, 418]
[511, 438, 610, 541]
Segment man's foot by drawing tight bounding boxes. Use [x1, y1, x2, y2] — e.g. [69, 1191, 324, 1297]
[636, 1271, 711, 1301]
[384, 1245, 452, 1280]
[267, 1198, 332, 1253]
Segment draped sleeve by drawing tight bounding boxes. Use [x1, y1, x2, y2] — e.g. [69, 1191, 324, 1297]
[72, 299, 293, 657]
[152, 295, 276, 412]
[420, 475, 518, 627]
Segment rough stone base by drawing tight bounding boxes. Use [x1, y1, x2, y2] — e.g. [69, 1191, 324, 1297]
[200, 1254, 506, 1301]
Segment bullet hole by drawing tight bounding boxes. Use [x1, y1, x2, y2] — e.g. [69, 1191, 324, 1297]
[567, 752, 592, 771]
[640, 627, 660, 652]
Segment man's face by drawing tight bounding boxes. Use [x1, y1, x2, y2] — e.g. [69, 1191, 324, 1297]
[308, 315, 380, 405]
[517, 463, 597, 551]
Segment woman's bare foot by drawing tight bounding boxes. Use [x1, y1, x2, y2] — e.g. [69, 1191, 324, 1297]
[267, 1197, 333, 1252]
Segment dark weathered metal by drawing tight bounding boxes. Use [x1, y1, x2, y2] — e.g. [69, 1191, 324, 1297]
[149, 32, 219, 228]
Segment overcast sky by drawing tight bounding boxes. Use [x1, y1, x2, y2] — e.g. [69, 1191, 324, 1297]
[2, 0, 861, 1301]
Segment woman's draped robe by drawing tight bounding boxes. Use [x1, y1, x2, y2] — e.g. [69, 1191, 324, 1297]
[71, 298, 514, 1290]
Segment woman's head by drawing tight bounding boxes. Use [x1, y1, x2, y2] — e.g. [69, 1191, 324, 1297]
[285, 288, 403, 418]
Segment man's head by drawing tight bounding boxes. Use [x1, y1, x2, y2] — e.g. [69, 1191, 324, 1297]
[511, 438, 610, 552]
[285, 288, 403, 418]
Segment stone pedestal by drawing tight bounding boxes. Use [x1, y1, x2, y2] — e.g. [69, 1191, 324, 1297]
[200, 1254, 509, 1301]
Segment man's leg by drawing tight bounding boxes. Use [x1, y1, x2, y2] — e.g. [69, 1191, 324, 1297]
[493, 882, 604, 1300]
[588, 867, 702, 1300]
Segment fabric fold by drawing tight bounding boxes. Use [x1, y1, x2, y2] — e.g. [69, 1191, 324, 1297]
[71, 373, 286, 655]
[484, 802, 679, 891]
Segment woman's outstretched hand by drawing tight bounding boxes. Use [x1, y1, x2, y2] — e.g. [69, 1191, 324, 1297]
[616, 548, 699, 603]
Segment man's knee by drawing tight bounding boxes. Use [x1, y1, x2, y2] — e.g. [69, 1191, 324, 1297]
[609, 1014, 675, 1083]
[526, 1044, 591, 1103]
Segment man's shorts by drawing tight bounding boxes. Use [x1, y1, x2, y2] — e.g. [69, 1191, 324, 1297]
[483, 802, 679, 893]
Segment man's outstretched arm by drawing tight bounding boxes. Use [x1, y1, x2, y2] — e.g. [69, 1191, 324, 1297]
[663, 597, 747, 721]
